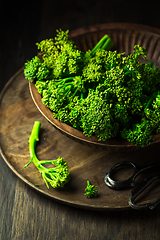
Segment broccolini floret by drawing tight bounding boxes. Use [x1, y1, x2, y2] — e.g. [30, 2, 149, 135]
[36, 29, 85, 79]
[24, 56, 52, 82]
[24, 121, 70, 188]
[84, 181, 98, 198]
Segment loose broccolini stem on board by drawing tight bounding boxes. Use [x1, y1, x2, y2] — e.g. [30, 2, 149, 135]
[24, 121, 70, 189]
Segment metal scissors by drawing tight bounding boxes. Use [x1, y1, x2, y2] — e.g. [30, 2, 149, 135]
[104, 161, 160, 210]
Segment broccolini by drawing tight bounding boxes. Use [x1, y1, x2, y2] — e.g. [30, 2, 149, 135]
[24, 29, 160, 147]
[84, 181, 98, 198]
[24, 121, 70, 188]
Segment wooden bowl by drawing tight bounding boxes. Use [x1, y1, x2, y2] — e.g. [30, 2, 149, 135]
[29, 23, 160, 150]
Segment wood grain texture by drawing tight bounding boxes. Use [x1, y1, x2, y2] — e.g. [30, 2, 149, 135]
[1, 68, 160, 212]
[1, 173, 160, 240]
[0, 69, 136, 210]
[1, 0, 160, 239]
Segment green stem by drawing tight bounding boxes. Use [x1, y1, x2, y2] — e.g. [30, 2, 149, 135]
[87, 180, 91, 186]
[145, 92, 157, 110]
[39, 160, 56, 165]
[80, 92, 84, 99]
[26, 121, 46, 172]
[55, 77, 74, 86]
[28, 121, 41, 161]
[101, 37, 114, 51]
[60, 77, 74, 83]
[91, 35, 114, 56]
[63, 82, 73, 87]
[72, 88, 79, 98]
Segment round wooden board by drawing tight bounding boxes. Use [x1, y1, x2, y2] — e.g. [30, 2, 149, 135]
[1, 68, 160, 211]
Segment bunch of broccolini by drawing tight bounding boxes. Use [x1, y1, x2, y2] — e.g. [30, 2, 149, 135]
[24, 29, 160, 147]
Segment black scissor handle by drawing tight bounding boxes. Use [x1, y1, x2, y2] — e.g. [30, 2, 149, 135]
[104, 161, 138, 190]
[128, 174, 160, 210]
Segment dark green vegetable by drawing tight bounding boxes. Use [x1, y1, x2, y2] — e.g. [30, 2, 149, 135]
[24, 56, 52, 82]
[84, 181, 98, 198]
[36, 29, 85, 79]
[24, 121, 70, 188]
[24, 29, 160, 147]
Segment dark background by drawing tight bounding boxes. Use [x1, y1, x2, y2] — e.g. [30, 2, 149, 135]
[0, 0, 159, 91]
[1, 1, 160, 239]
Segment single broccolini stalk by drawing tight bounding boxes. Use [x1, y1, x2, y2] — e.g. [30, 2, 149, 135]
[84, 180, 98, 198]
[24, 121, 70, 188]
[91, 34, 114, 56]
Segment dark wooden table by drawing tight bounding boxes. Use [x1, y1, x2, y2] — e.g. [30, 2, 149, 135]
[1, 1, 160, 239]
